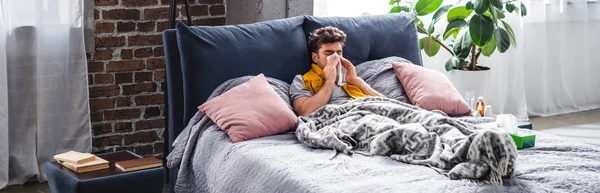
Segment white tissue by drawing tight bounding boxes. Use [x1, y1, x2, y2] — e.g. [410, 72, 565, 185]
[327, 53, 346, 86]
[496, 114, 519, 134]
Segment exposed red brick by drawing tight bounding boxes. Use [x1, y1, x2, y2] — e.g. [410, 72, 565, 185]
[209, 5, 225, 15]
[128, 35, 162, 46]
[93, 135, 123, 147]
[123, 83, 155, 95]
[154, 142, 164, 154]
[91, 112, 103, 122]
[192, 17, 225, 26]
[94, 9, 100, 20]
[92, 123, 112, 135]
[135, 72, 153, 82]
[103, 9, 140, 20]
[88, 62, 104, 72]
[134, 48, 153, 58]
[115, 122, 133, 132]
[199, 0, 222, 4]
[135, 94, 164, 105]
[153, 47, 164, 57]
[95, 0, 118, 6]
[124, 131, 158, 145]
[106, 60, 144, 72]
[117, 97, 132, 107]
[154, 70, 165, 81]
[94, 73, 114, 84]
[135, 145, 154, 156]
[144, 107, 161, 118]
[117, 22, 136, 32]
[104, 109, 141, 120]
[96, 22, 115, 33]
[96, 36, 126, 48]
[136, 119, 164, 130]
[88, 74, 94, 85]
[157, 21, 169, 32]
[89, 85, 120, 98]
[121, 49, 134, 59]
[94, 50, 113, 60]
[137, 21, 155, 32]
[115, 146, 135, 152]
[181, 5, 208, 17]
[122, 0, 157, 6]
[115, 72, 133, 84]
[144, 7, 170, 20]
[147, 58, 165, 70]
[90, 98, 116, 110]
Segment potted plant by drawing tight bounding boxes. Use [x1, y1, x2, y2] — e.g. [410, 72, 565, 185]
[389, 0, 527, 97]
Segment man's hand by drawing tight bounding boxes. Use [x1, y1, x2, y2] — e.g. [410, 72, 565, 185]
[340, 57, 385, 97]
[323, 56, 338, 82]
[340, 57, 360, 85]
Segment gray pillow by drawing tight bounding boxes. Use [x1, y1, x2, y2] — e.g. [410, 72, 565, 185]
[356, 57, 412, 104]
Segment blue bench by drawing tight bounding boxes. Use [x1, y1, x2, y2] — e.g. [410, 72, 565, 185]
[45, 150, 165, 193]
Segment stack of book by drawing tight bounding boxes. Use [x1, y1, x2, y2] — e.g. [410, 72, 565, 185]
[115, 157, 162, 172]
[53, 151, 109, 173]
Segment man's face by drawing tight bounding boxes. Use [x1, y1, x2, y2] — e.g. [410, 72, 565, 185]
[312, 42, 343, 69]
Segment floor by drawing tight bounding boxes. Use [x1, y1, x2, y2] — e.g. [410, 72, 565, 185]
[2, 109, 600, 193]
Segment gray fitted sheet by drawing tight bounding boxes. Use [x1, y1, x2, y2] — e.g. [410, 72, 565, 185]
[180, 125, 600, 193]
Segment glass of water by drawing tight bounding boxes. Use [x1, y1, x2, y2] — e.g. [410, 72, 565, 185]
[464, 91, 475, 111]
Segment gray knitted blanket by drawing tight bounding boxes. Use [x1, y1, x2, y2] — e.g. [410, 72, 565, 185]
[296, 97, 517, 185]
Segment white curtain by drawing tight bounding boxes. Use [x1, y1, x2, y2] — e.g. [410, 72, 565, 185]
[0, 0, 91, 189]
[523, 0, 600, 117]
[314, 0, 600, 120]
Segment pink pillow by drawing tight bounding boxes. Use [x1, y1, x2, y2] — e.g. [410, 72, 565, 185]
[198, 74, 298, 142]
[392, 62, 471, 116]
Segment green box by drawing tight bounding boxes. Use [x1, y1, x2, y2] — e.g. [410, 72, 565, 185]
[510, 130, 536, 149]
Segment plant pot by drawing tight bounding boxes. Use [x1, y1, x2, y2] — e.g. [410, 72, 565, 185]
[446, 66, 491, 107]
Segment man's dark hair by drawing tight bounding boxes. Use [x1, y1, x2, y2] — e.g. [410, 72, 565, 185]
[308, 26, 347, 54]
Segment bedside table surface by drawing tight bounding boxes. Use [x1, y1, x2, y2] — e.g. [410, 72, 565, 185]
[49, 150, 151, 181]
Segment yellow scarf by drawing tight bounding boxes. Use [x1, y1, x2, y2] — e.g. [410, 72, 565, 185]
[302, 64, 368, 99]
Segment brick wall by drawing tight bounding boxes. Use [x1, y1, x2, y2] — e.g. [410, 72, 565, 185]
[88, 0, 226, 157]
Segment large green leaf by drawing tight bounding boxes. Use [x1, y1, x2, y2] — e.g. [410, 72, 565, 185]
[453, 29, 473, 59]
[469, 15, 494, 46]
[428, 24, 435, 34]
[506, 3, 516, 13]
[421, 36, 441, 56]
[473, 0, 490, 14]
[521, 2, 528, 16]
[390, 6, 402, 13]
[443, 19, 468, 39]
[501, 20, 517, 48]
[481, 34, 496, 56]
[447, 6, 473, 22]
[466, 1, 474, 10]
[495, 27, 511, 53]
[415, 0, 443, 16]
[415, 17, 425, 30]
[489, 0, 502, 9]
[445, 57, 460, 71]
[495, 8, 505, 19]
[432, 5, 453, 24]
[389, 0, 401, 5]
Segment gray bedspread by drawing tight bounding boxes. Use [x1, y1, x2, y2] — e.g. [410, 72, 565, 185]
[168, 112, 600, 193]
[167, 58, 600, 193]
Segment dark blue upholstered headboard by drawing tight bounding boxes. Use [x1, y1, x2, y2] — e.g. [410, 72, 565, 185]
[163, 13, 421, 191]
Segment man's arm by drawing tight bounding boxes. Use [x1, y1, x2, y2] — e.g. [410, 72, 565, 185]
[293, 80, 335, 116]
[340, 57, 384, 97]
[351, 78, 384, 97]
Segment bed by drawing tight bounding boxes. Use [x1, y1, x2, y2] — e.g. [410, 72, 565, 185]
[163, 13, 600, 193]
